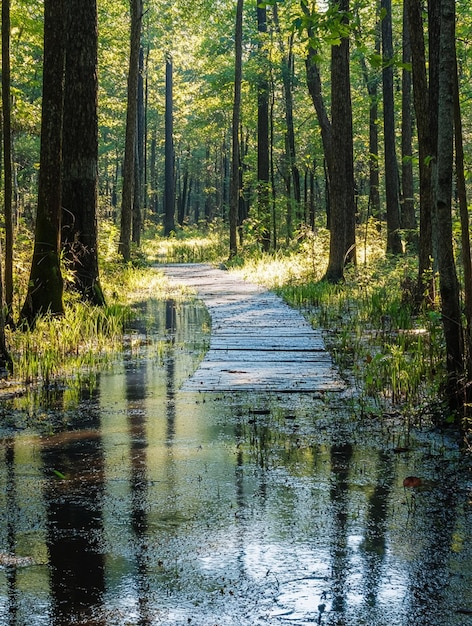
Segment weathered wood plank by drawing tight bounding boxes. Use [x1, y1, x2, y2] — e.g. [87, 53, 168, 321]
[158, 263, 345, 393]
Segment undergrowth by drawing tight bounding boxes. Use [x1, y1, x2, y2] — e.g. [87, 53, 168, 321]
[3, 221, 186, 393]
[225, 225, 449, 425]
[1, 218, 452, 430]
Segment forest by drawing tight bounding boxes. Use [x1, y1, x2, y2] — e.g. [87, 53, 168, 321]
[1, 0, 472, 433]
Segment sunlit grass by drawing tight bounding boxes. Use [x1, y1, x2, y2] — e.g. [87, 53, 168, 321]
[143, 220, 228, 264]
[226, 224, 447, 419]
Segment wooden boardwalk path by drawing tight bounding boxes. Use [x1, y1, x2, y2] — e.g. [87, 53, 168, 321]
[160, 263, 344, 393]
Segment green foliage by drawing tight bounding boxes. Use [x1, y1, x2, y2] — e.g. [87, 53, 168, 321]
[237, 228, 448, 421]
[143, 221, 229, 264]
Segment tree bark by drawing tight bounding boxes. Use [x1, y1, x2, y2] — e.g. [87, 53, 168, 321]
[119, 0, 143, 261]
[229, 0, 244, 258]
[133, 45, 145, 245]
[61, 0, 105, 305]
[163, 54, 176, 236]
[20, 0, 65, 326]
[453, 52, 472, 374]
[257, 4, 270, 251]
[304, 1, 355, 282]
[435, 0, 463, 411]
[2, 0, 13, 320]
[405, 0, 434, 300]
[381, 0, 403, 255]
[401, 1, 416, 244]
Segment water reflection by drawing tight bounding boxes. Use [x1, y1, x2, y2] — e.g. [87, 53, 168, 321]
[41, 386, 105, 625]
[0, 299, 471, 625]
[329, 443, 353, 623]
[4, 439, 17, 625]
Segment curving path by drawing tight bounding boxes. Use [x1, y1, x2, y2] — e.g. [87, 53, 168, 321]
[159, 263, 345, 393]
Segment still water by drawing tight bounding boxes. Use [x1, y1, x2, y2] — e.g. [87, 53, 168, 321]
[1, 299, 472, 626]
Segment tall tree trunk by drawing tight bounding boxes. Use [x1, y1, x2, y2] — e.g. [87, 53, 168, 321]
[20, 0, 65, 326]
[61, 0, 105, 305]
[435, 0, 463, 412]
[229, 0, 244, 258]
[401, 2, 416, 245]
[133, 45, 145, 245]
[304, 1, 355, 282]
[326, 0, 356, 279]
[405, 0, 434, 300]
[273, 6, 301, 221]
[149, 130, 158, 218]
[354, 6, 381, 222]
[119, 0, 142, 261]
[2, 0, 13, 321]
[454, 52, 472, 375]
[257, 4, 270, 251]
[163, 54, 176, 236]
[381, 0, 403, 255]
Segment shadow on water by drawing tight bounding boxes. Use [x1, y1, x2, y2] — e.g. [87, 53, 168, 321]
[1, 299, 472, 625]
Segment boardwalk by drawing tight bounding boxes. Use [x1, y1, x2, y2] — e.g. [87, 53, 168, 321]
[160, 263, 344, 393]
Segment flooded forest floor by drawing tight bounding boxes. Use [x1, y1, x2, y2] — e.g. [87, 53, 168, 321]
[0, 265, 472, 626]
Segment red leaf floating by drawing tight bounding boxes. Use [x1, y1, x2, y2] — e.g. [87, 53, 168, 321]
[403, 476, 422, 488]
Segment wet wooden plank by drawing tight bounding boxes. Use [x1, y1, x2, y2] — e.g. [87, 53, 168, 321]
[158, 263, 345, 393]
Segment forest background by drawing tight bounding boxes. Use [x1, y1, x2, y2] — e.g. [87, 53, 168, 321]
[1, 0, 472, 435]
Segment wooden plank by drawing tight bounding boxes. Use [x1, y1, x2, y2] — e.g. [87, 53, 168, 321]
[159, 263, 345, 393]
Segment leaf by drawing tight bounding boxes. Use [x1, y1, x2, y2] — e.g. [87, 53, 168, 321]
[53, 469, 66, 480]
[403, 476, 422, 488]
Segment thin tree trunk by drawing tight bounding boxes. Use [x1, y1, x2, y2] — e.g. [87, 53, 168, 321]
[257, 4, 270, 251]
[435, 0, 463, 411]
[229, 0, 243, 258]
[453, 52, 472, 374]
[381, 0, 403, 255]
[405, 0, 434, 301]
[2, 0, 13, 320]
[354, 6, 380, 222]
[119, 0, 142, 261]
[401, 1, 416, 244]
[133, 45, 145, 245]
[163, 54, 176, 236]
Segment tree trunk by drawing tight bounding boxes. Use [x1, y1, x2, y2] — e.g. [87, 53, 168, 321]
[274, 6, 301, 221]
[257, 4, 270, 251]
[133, 45, 145, 245]
[405, 0, 434, 300]
[2, 0, 14, 321]
[163, 54, 176, 236]
[435, 0, 463, 412]
[229, 0, 243, 258]
[381, 0, 403, 255]
[401, 2, 416, 245]
[119, 0, 142, 261]
[354, 6, 381, 222]
[454, 52, 472, 375]
[61, 0, 105, 305]
[326, 0, 356, 281]
[304, 1, 355, 282]
[20, 0, 65, 326]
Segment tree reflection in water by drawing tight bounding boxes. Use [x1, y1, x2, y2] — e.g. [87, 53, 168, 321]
[0, 299, 471, 626]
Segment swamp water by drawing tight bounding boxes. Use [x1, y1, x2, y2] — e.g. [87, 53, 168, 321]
[0, 299, 472, 626]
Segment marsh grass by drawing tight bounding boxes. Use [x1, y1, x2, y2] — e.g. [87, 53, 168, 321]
[6, 299, 133, 388]
[232, 229, 447, 420]
[143, 220, 228, 264]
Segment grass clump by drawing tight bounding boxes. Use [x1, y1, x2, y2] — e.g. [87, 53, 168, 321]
[230, 227, 447, 422]
[143, 220, 228, 264]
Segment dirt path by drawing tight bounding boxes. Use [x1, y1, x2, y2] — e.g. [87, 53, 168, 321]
[159, 263, 344, 393]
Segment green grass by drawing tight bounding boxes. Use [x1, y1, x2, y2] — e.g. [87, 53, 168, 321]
[1, 219, 452, 428]
[225, 229, 448, 422]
